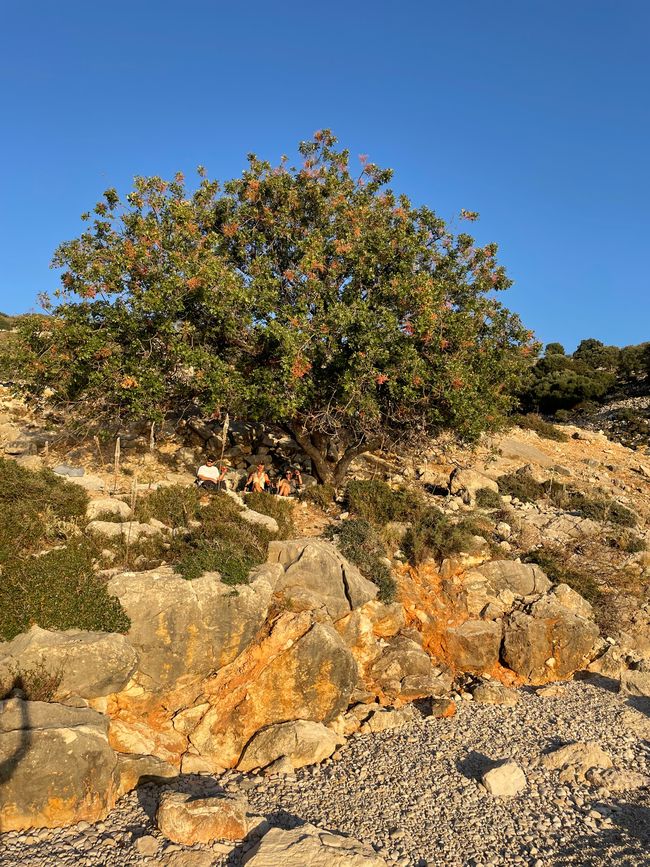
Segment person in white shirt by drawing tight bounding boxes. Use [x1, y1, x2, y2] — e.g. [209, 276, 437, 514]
[196, 456, 227, 490]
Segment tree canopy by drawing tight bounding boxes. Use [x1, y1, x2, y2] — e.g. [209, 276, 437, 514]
[16, 131, 534, 483]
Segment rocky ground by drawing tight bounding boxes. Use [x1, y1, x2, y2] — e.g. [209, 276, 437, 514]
[1, 678, 648, 867]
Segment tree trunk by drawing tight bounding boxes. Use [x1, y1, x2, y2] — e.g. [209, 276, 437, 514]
[286, 422, 378, 488]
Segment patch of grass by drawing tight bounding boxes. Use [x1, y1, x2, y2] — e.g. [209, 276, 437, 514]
[546, 482, 637, 527]
[245, 491, 295, 538]
[1, 660, 63, 701]
[403, 507, 480, 565]
[497, 470, 547, 503]
[0, 543, 130, 641]
[513, 413, 569, 442]
[299, 483, 335, 510]
[134, 484, 201, 528]
[523, 546, 602, 607]
[331, 518, 396, 603]
[346, 480, 423, 526]
[606, 532, 647, 554]
[475, 487, 502, 509]
[0, 457, 88, 562]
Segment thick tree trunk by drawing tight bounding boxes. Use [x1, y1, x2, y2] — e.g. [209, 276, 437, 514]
[286, 422, 378, 488]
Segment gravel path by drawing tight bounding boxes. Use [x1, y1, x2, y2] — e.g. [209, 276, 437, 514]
[1, 678, 648, 867]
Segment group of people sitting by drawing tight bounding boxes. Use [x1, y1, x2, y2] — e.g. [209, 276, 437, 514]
[196, 455, 303, 497]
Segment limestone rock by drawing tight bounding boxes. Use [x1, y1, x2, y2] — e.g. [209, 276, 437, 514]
[87, 519, 161, 540]
[585, 767, 650, 791]
[268, 538, 378, 620]
[238, 719, 341, 771]
[0, 699, 119, 831]
[445, 619, 502, 673]
[189, 617, 357, 768]
[242, 823, 388, 866]
[450, 468, 498, 503]
[240, 508, 279, 534]
[107, 565, 278, 689]
[370, 634, 452, 699]
[0, 625, 137, 700]
[361, 705, 417, 733]
[471, 681, 518, 706]
[482, 760, 526, 796]
[502, 596, 598, 684]
[619, 667, 650, 698]
[86, 497, 133, 521]
[156, 791, 249, 844]
[361, 600, 406, 638]
[116, 752, 179, 797]
[476, 560, 551, 597]
[551, 583, 594, 619]
[540, 741, 612, 780]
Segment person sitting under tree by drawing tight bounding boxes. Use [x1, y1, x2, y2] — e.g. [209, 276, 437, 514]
[196, 455, 228, 490]
[245, 462, 271, 493]
[276, 467, 303, 497]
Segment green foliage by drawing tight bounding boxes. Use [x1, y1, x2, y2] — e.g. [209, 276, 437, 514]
[333, 518, 396, 603]
[513, 412, 568, 442]
[403, 506, 479, 565]
[299, 483, 335, 509]
[0, 312, 14, 331]
[135, 484, 201, 527]
[346, 480, 423, 526]
[475, 487, 503, 509]
[0, 457, 88, 563]
[0, 544, 130, 641]
[497, 470, 547, 503]
[523, 547, 602, 606]
[245, 491, 295, 538]
[16, 131, 533, 484]
[1, 660, 63, 701]
[607, 532, 646, 554]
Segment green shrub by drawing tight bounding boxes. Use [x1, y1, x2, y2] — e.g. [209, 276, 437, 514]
[299, 483, 336, 510]
[333, 518, 396, 603]
[346, 480, 423, 526]
[513, 413, 569, 442]
[523, 547, 602, 607]
[135, 484, 201, 527]
[1, 660, 63, 701]
[403, 507, 479, 565]
[245, 491, 295, 538]
[606, 532, 646, 554]
[546, 483, 636, 527]
[497, 471, 546, 503]
[0, 457, 88, 562]
[475, 487, 502, 509]
[0, 544, 130, 641]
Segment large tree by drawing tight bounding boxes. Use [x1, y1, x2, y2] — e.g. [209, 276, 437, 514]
[17, 131, 533, 484]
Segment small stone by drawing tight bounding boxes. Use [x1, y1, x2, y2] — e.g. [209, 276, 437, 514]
[482, 760, 527, 797]
[135, 835, 159, 856]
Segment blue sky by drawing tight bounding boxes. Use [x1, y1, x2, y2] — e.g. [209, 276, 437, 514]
[1, 0, 648, 351]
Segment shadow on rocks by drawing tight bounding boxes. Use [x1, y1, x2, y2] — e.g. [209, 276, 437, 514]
[550, 799, 650, 866]
[456, 750, 503, 781]
[224, 810, 307, 867]
[575, 671, 650, 718]
[135, 774, 230, 823]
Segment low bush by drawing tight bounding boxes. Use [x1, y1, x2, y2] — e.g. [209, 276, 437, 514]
[403, 507, 479, 565]
[245, 491, 295, 538]
[606, 532, 647, 554]
[475, 487, 502, 509]
[299, 483, 336, 510]
[0, 457, 88, 562]
[523, 547, 602, 607]
[332, 518, 396, 603]
[513, 413, 569, 442]
[546, 482, 636, 527]
[497, 471, 547, 503]
[1, 660, 63, 701]
[346, 479, 423, 526]
[0, 544, 130, 641]
[135, 484, 201, 528]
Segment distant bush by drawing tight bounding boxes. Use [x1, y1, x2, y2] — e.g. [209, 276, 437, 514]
[333, 518, 396, 603]
[523, 547, 602, 607]
[475, 487, 502, 509]
[403, 506, 479, 565]
[0, 544, 130, 641]
[497, 471, 546, 503]
[245, 491, 295, 538]
[135, 484, 201, 527]
[346, 480, 423, 526]
[607, 532, 646, 554]
[513, 413, 568, 442]
[0, 457, 88, 563]
[546, 482, 636, 527]
[299, 483, 336, 510]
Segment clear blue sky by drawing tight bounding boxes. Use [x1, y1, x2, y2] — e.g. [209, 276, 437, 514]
[1, 0, 648, 351]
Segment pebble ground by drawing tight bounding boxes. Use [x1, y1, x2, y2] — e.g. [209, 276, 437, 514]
[1, 678, 648, 867]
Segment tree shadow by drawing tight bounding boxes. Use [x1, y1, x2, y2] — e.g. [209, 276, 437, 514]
[548, 798, 650, 865]
[0, 696, 32, 834]
[575, 671, 650, 717]
[455, 749, 503, 781]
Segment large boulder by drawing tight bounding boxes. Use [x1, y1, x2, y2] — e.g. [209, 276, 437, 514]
[0, 699, 119, 831]
[237, 720, 341, 771]
[189, 616, 358, 768]
[156, 791, 249, 844]
[502, 594, 598, 683]
[107, 565, 279, 690]
[243, 823, 388, 866]
[445, 619, 502, 673]
[475, 560, 551, 597]
[267, 539, 378, 621]
[0, 626, 137, 700]
[449, 468, 498, 504]
[370, 634, 452, 700]
[86, 497, 132, 521]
